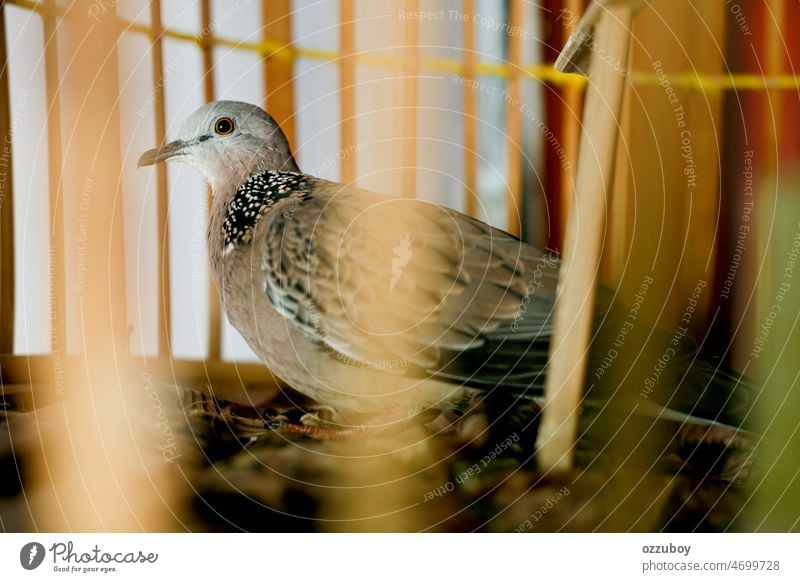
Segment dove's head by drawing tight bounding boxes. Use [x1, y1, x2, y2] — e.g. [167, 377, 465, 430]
[138, 100, 298, 192]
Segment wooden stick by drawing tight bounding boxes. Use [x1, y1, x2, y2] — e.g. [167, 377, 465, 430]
[538, 5, 635, 472]
[0, 3, 15, 355]
[505, 0, 524, 236]
[200, 0, 221, 361]
[560, 0, 587, 239]
[264, 0, 296, 152]
[401, 0, 419, 199]
[43, 0, 67, 360]
[33, 0, 156, 530]
[463, 0, 477, 218]
[556, 0, 648, 74]
[150, 0, 172, 356]
[339, 0, 357, 185]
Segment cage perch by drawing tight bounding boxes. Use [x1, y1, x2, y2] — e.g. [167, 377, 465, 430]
[538, 0, 648, 472]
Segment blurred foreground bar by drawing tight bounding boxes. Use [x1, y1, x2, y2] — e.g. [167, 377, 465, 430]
[29, 0, 179, 531]
[745, 180, 800, 531]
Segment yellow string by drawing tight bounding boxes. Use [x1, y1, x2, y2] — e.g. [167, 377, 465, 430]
[8, 0, 800, 93]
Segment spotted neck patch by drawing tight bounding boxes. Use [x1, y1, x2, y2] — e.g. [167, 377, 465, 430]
[223, 170, 310, 249]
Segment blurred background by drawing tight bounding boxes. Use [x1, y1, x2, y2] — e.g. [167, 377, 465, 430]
[1, 0, 799, 532]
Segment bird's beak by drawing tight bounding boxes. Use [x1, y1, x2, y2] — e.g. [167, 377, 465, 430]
[137, 139, 189, 167]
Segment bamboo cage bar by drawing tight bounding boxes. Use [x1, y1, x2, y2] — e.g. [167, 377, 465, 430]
[765, 0, 785, 177]
[200, 0, 221, 361]
[462, 0, 478, 218]
[538, 4, 636, 472]
[339, 0, 357, 185]
[42, 0, 67, 359]
[264, 0, 296, 151]
[729, 0, 787, 367]
[506, 0, 524, 236]
[752, 0, 787, 359]
[402, 0, 419, 199]
[32, 0, 146, 530]
[149, 0, 172, 356]
[676, 3, 724, 332]
[603, 93, 630, 286]
[560, 0, 585, 241]
[0, 3, 14, 356]
[757, 0, 786, 336]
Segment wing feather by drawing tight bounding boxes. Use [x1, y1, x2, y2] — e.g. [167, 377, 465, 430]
[259, 179, 559, 386]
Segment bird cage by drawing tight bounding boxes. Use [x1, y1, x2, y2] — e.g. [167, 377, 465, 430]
[1, 0, 799, 533]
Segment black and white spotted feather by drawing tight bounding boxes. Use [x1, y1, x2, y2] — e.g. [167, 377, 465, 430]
[223, 170, 311, 252]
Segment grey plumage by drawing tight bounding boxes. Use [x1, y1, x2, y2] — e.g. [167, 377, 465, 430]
[138, 100, 753, 432]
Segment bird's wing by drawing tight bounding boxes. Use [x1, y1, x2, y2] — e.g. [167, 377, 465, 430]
[260, 179, 560, 389]
[259, 178, 755, 432]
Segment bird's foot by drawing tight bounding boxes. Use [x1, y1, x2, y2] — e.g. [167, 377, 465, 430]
[268, 407, 440, 441]
[264, 404, 352, 440]
[298, 404, 339, 428]
[270, 421, 357, 440]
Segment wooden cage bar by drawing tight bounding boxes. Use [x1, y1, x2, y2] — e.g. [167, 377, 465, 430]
[462, 0, 478, 218]
[539, 5, 635, 471]
[0, 3, 14, 356]
[506, 0, 524, 236]
[339, 0, 357, 185]
[765, 0, 786, 179]
[200, 0, 221, 361]
[760, 0, 787, 359]
[561, 0, 585, 242]
[401, 0, 419, 199]
[263, 0, 296, 152]
[42, 0, 67, 358]
[149, 0, 172, 356]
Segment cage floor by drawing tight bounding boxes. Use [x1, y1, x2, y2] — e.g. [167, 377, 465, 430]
[1, 383, 753, 532]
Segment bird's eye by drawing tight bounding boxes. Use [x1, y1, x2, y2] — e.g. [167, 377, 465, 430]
[214, 117, 235, 135]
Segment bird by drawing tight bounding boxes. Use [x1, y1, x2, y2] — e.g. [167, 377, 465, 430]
[138, 100, 753, 437]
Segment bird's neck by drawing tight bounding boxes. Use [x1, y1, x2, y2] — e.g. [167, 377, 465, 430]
[204, 139, 300, 288]
[205, 160, 302, 295]
[206, 154, 300, 195]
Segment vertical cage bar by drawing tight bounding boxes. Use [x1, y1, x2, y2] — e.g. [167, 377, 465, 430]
[32, 2, 177, 530]
[745, 0, 785, 365]
[462, 0, 477, 218]
[263, 0, 296, 153]
[339, 0, 356, 184]
[401, 0, 418, 199]
[603, 87, 631, 285]
[149, 0, 171, 356]
[505, 0, 523, 236]
[764, 0, 785, 177]
[200, 0, 221, 361]
[42, 0, 67, 359]
[561, 0, 584, 238]
[677, 3, 724, 332]
[539, 7, 634, 472]
[0, 3, 15, 354]
[602, 0, 632, 287]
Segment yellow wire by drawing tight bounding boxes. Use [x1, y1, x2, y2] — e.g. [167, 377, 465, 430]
[7, 0, 800, 93]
